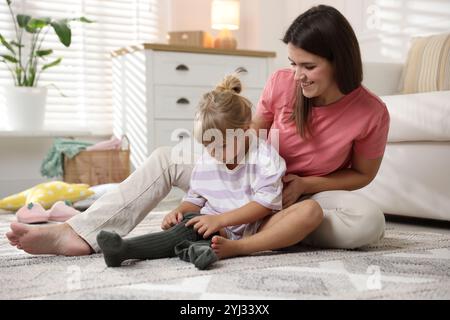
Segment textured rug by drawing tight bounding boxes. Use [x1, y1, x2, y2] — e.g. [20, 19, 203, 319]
[0, 199, 449, 300]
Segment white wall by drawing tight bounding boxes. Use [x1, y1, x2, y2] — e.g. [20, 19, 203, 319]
[0, 138, 56, 198]
[356, 0, 450, 62]
[157, 0, 171, 43]
[168, 0, 450, 68]
[169, 0, 290, 69]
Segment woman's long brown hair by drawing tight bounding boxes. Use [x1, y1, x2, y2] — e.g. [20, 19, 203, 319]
[282, 5, 363, 138]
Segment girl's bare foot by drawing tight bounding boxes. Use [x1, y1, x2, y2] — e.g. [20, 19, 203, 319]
[6, 222, 93, 256]
[211, 236, 246, 259]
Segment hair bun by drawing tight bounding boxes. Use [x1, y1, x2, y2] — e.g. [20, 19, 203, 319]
[215, 74, 242, 94]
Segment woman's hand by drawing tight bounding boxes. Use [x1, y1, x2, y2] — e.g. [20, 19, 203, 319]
[185, 215, 223, 239]
[282, 174, 307, 208]
[161, 210, 184, 230]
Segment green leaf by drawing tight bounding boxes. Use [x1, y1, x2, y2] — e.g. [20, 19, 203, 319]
[36, 49, 53, 57]
[47, 83, 68, 97]
[27, 17, 51, 29]
[1, 54, 18, 63]
[17, 15, 31, 28]
[73, 17, 94, 23]
[28, 66, 36, 86]
[42, 57, 62, 71]
[15, 67, 23, 82]
[0, 33, 15, 54]
[25, 24, 37, 34]
[51, 20, 71, 47]
[7, 0, 12, 6]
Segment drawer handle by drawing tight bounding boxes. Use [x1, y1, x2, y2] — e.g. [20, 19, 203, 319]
[235, 67, 248, 74]
[171, 129, 191, 143]
[176, 64, 189, 71]
[176, 98, 190, 105]
[178, 132, 190, 139]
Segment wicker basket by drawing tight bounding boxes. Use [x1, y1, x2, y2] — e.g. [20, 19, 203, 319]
[63, 136, 131, 186]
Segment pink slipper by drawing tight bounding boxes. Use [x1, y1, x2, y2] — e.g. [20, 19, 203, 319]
[48, 201, 81, 222]
[16, 202, 50, 224]
[86, 136, 122, 151]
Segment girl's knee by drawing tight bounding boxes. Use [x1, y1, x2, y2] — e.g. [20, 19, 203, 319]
[291, 199, 324, 226]
[307, 200, 324, 226]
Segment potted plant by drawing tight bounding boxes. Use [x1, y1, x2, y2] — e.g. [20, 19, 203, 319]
[0, 0, 92, 130]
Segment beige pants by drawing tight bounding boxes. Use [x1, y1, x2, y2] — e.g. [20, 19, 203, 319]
[68, 146, 385, 252]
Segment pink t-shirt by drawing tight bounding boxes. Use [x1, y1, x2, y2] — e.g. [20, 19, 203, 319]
[257, 69, 390, 177]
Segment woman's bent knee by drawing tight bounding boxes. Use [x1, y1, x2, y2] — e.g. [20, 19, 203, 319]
[339, 206, 385, 249]
[302, 197, 385, 249]
[151, 146, 172, 162]
[363, 206, 386, 242]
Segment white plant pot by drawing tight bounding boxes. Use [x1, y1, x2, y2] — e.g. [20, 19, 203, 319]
[4, 86, 47, 131]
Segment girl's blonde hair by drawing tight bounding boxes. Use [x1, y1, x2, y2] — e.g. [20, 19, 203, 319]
[194, 74, 253, 144]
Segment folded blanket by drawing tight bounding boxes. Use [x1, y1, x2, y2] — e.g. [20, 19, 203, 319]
[86, 135, 123, 151]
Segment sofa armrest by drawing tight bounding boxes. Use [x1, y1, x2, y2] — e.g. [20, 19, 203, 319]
[355, 142, 450, 221]
[362, 62, 404, 96]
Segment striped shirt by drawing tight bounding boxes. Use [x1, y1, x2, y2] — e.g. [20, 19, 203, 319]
[183, 136, 286, 239]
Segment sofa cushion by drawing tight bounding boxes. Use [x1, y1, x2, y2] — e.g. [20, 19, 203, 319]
[381, 90, 450, 142]
[355, 142, 450, 221]
[0, 181, 94, 211]
[401, 33, 450, 94]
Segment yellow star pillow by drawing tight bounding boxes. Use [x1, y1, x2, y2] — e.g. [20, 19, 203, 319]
[0, 181, 94, 211]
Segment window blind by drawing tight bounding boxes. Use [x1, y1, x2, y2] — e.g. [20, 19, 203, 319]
[0, 0, 160, 134]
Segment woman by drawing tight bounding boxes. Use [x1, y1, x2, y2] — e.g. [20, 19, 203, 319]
[7, 5, 389, 256]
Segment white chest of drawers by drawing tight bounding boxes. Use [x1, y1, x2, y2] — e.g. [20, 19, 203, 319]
[112, 44, 275, 167]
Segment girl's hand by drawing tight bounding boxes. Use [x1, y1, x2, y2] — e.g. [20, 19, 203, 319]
[161, 210, 184, 230]
[185, 215, 223, 239]
[282, 174, 307, 208]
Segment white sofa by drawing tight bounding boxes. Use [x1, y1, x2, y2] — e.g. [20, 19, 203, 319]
[356, 62, 450, 221]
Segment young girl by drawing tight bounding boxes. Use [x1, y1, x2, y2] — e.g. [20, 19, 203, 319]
[96, 74, 322, 269]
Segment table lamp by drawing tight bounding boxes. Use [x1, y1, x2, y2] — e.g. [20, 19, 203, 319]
[211, 0, 240, 50]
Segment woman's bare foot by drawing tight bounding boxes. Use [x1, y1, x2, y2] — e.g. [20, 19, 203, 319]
[6, 222, 93, 256]
[6, 229, 23, 249]
[211, 236, 246, 259]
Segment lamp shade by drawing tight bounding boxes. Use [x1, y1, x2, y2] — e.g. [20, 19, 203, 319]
[211, 0, 240, 31]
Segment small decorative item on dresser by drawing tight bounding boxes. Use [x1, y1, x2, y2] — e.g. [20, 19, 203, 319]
[211, 0, 240, 50]
[168, 31, 214, 48]
[63, 136, 131, 186]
